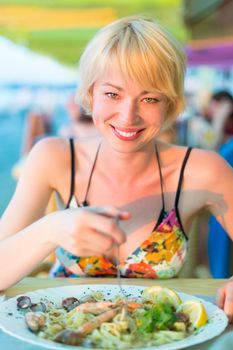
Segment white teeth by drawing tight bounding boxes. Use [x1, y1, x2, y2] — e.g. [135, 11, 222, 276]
[115, 128, 138, 137]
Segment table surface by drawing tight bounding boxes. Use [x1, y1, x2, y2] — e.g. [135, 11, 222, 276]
[0, 277, 232, 350]
[0, 277, 227, 297]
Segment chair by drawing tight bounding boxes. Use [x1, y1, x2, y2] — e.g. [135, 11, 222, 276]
[208, 138, 233, 278]
[208, 216, 232, 278]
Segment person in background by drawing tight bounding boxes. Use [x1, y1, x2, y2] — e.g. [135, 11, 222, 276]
[22, 110, 52, 155]
[0, 15, 233, 322]
[187, 90, 233, 150]
[11, 110, 52, 179]
[59, 95, 99, 139]
[210, 91, 233, 144]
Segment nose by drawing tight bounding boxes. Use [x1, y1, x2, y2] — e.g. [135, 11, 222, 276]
[119, 99, 140, 124]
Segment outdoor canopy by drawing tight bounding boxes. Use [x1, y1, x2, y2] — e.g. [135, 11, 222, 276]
[186, 40, 233, 68]
[0, 36, 77, 87]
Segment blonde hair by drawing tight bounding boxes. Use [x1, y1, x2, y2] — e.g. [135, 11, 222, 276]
[77, 15, 186, 124]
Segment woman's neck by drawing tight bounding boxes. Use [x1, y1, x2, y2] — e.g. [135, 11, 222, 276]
[99, 139, 160, 186]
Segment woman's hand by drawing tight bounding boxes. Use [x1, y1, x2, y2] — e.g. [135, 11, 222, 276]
[216, 279, 233, 323]
[48, 206, 131, 257]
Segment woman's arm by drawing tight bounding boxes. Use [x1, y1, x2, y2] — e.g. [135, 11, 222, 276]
[0, 138, 130, 290]
[0, 215, 57, 290]
[0, 138, 60, 289]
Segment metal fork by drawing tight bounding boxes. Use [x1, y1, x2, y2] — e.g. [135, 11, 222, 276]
[115, 244, 128, 298]
[115, 218, 128, 319]
[115, 243, 128, 320]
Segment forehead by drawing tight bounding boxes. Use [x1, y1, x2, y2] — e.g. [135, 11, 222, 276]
[93, 63, 155, 94]
[96, 65, 134, 86]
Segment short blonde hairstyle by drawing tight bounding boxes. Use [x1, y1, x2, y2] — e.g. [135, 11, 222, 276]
[77, 15, 186, 124]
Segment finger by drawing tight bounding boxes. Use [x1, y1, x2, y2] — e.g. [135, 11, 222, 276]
[82, 229, 114, 252]
[83, 211, 126, 245]
[78, 244, 107, 257]
[88, 206, 131, 221]
[117, 211, 131, 221]
[71, 249, 101, 257]
[224, 298, 233, 323]
[68, 236, 112, 257]
[216, 287, 225, 309]
[223, 286, 233, 323]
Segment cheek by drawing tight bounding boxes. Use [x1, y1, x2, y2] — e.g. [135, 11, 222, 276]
[91, 102, 106, 129]
[92, 93, 114, 127]
[149, 106, 166, 127]
[91, 112, 100, 128]
[91, 93, 100, 124]
[158, 104, 168, 123]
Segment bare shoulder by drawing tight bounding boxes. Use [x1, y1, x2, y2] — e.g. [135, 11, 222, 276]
[30, 136, 101, 186]
[27, 136, 97, 161]
[27, 135, 101, 169]
[189, 147, 232, 173]
[28, 136, 69, 159]
[182, 146, 233, 189]
[159, 141, 232, 185]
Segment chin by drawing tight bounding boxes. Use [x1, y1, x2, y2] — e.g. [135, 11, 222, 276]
[109, 140, 152, 154]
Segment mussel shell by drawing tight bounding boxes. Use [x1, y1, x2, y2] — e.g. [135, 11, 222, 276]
[66, 301, 80, 312]
[62, 297, 79, 311]
[25, 312, 46, 332]
[17, 296, 31, 309]
[54, 329, 83, 345]
[30, 302, 47, 312]
[82, 339, 96, 347]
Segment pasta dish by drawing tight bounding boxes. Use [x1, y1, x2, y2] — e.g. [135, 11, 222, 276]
[16, 286, 208, 349]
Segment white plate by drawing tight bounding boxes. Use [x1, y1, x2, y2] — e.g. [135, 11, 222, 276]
[0, 284, 228, 350]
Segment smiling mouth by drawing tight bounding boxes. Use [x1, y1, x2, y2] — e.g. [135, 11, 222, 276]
[111, 126, 145, 138]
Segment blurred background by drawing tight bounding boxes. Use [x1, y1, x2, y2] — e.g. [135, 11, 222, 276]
[0, 0, 233, 277]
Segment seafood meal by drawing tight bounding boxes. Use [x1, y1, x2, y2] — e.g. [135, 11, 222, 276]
[16, 285, 209, 349]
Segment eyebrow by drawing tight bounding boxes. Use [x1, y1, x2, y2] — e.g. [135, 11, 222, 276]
[101, 83, 153, 96]
[101, 83, 123, 91]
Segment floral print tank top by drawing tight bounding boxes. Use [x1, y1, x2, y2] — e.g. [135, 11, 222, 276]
[50, 140, 192, 279]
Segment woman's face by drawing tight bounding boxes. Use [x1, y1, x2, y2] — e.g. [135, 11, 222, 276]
[91, 65, 168, 152]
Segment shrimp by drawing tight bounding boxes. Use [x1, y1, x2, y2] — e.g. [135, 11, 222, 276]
[76, 307, 120, 335]
[72, 301, 114, 315]
[117, 300, 142, 312]
[54, 307, 120, 345]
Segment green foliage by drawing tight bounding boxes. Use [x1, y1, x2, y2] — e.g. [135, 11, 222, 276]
[136, 304, 177, 333]
[28, 28, 98, 66]
[0, 0, 181, 7]
[0, 0, 187, 66]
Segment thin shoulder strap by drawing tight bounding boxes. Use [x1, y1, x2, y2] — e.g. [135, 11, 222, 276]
[65, 138, 75, 209]
[174, 147, 193, 209]
[81, 142, 101, 206]
[155, 145, 165, 211]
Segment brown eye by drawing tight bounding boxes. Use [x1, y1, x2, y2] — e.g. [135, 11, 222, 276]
[144, 97, 159, 103]
[106, 92, 118, 99]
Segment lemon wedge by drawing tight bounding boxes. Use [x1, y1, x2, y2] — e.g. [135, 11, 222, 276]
[141, 285, 182, 308]
[178, 300, 208, 328]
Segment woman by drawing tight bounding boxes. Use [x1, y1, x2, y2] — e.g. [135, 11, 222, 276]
[0, 16, 233, 321]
